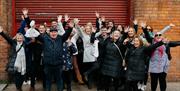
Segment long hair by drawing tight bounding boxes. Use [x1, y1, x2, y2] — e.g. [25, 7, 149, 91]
[133, 35, 144, 47]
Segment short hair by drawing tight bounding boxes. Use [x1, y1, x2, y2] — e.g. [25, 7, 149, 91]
[13, 33, 25, 41]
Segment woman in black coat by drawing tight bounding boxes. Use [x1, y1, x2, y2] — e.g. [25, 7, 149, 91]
[0, 26, 29, 91]
[99, 29, 128, 91]
[123, 36, 165, 91]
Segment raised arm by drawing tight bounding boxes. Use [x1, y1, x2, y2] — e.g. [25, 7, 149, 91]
[0, 26, 15, 46]
[144, 41, 164, 53]
[57, 15, 65, 36]
[168, 41, 180, 47]
[133, 19, 138, 33]
[141, 22, 153, 43]
[74, 18, 85, 38]
[17, 16, 26, 35]
[22, 8, 31, 28]
[158, 23, 175, 34]
[63, 14, 70, 29]
[62, 22, 73, 42]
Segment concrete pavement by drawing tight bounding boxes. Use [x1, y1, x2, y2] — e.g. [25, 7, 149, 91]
[2, 82, 180, 91]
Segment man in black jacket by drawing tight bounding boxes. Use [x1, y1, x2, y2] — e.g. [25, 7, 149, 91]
[36, 22, 73, 91]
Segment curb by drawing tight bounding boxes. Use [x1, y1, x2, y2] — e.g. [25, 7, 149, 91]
[0, 84, 8, 91]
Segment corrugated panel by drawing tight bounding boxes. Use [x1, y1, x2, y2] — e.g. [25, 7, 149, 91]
[15, 0, 129, 28]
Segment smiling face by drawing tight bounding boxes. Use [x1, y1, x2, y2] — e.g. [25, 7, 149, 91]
[128, 28, 135, 38]
[15, 33, 24, 43]
[154, 33, 163, 41]
[117, 25, 123, 32]
[51, 21, 57, 28]
[108, 21, 114, 28]
[112, 30, 120, 41]
[39, 25, 46, 34]
[85, 25, 92, 35]
[133, 38, 141, 48]
[101, 27, 108, 38]
[50, 31, 58, 39]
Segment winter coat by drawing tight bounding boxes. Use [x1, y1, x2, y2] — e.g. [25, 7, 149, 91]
[125, 41, 164, 81]
[0, 32, 27, 74]
[62, 42, 77, 71]
[36, 27, 72, 66]
[100, 33, 127, 78]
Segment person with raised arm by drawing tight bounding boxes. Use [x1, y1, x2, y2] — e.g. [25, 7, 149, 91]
[0, 26, 27, 91]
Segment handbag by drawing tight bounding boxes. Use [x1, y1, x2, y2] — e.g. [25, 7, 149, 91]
[6, 44, 24, 74]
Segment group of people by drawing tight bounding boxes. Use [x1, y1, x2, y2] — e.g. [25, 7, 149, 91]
[0, 8, 180, 91]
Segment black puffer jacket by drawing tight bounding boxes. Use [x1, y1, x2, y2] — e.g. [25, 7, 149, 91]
[100, 34, 127, 78]
[125, 41, 164, 81]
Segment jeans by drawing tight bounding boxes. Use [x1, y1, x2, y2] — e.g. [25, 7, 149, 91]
[44, 65, 63, 91]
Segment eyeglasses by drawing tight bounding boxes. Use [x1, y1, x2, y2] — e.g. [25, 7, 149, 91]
[155, 34, 162, 37]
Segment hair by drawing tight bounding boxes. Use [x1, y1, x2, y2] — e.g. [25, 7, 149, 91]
[13, 33, 25, 41]
[133, 35, 144, 47]
[147, 25, 153, 32]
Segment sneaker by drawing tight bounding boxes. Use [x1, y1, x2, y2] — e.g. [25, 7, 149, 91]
[137, 82, 142, 90]
[27, 80, 31, 85]
[141, 85, 147, 91]
[23, 81, 28, 85]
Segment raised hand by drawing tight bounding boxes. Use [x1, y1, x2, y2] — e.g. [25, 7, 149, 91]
[73, 18, 80, 25]
[21, 15, 25, 20]
[124, 26, 129, 33]
[95, 12, 100, 18]
[57, 15, 63, 22]
[133, 19, 138, 25]
[141, 21, 146, 28]
[64, 14, 70, 22]
[92, 27, 96, 33]
[101, 16, 105, 22]
[169, 23, 175, 27]
[0, 26, 3, 33]
[123, 38, 129, 45]
[69, 20, 74, 28]
[22, 8, 28, 17]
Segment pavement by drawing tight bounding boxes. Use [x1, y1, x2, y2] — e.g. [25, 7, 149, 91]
[1, 82, 180, 91]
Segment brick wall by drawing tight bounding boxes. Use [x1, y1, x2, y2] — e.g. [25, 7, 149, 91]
[132, 0, 180, 81]
[0, 0, 12, 80]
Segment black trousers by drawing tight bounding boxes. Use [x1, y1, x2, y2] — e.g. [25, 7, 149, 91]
[15, 72, 25, 90]
[99, 75, 120, 91]
[150, 72, 167, 91]
[62, 70, 73, 91]
[125, 80, 139, 91]
[83, 61, 99, 88]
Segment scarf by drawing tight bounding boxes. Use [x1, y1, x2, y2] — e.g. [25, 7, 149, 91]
[14, 42, 26, 75]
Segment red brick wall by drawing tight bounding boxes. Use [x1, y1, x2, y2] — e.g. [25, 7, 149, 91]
[0, 0, 12, 80]
[132, 0, 180, 81]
